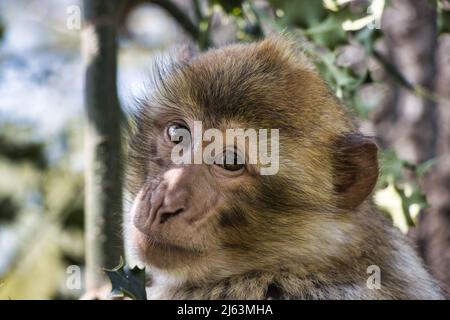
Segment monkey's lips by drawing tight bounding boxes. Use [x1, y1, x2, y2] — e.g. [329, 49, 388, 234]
[133, 227, 204, 269]
[136, 229, 196, 252]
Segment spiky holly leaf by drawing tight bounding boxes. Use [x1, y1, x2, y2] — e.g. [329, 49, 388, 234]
[104, 257, 147, 300]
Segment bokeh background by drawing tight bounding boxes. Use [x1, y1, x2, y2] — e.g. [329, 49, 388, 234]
[0, 0, 449, 299]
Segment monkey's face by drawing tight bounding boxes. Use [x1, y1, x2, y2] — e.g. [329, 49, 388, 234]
[128, 117, 259, 272]
[127, 37, 379, 278]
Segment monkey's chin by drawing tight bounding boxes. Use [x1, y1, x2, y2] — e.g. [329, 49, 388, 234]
[132, 228, 204, 270]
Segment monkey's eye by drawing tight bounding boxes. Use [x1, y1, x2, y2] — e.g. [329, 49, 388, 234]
[215, 149, 245, 172]
[166, 123, 189, 144]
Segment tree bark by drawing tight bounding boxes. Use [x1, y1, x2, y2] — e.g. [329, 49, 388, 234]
[374, 0, 450, 297]
[82, 0, 124, 291]
[374, 0, 437, 163]
[417, 35, 450, 298]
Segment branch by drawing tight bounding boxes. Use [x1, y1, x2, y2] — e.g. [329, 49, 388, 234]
[243, 1, 264, 38]
[83, 0, 124, 290]
[148, 0, 200, 41]
[197, 8, 213, 50]
[192, 0, 203, 24]
[372, 48, 448, 104]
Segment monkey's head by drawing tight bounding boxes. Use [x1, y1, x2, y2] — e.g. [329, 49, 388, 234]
[126, 37, 379, 281]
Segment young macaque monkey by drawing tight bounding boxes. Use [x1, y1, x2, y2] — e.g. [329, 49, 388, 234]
[125, 36, 443, 299]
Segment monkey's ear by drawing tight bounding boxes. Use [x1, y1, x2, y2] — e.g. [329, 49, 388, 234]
[333, 134, 379, 210]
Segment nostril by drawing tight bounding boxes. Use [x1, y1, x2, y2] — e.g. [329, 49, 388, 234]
[159, 208, 184, 224]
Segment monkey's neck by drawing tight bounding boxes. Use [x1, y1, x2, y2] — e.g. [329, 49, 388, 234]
[146, 269, 288, 299]
[145, 266, 377, 299]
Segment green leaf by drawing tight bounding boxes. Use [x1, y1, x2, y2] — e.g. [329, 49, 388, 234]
[209, 0, 244, 16]
[316, 50, 363, 99]
[304, 12, 349, 48]
[378, 149, 407, 187]
[105, 257, 147, 300]
[269, 0, 327, 28]
[415, 158, 436, 179]
[376, 150, 431, 231]
[355, 27, 382, 54]
[437, 0, 450, 34]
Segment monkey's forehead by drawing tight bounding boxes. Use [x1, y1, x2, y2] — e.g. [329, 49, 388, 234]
[144, 37, 354, 136]
[151, 66, 321, 129]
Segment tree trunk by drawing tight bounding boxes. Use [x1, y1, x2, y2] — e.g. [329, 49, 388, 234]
[374, 0, 437, 163]
[417, 34, 450, 298]
[82, 0, 124, 291]
[374, 0, 450, 297]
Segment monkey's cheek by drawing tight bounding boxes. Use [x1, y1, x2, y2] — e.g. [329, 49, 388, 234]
[131, 229, 165, 268]
[132, 230, 154, 264]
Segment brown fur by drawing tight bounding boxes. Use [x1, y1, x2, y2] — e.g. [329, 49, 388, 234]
[125, 36, 442, 300]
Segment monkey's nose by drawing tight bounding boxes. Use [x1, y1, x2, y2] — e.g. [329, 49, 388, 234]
[158, 207, 184, 224]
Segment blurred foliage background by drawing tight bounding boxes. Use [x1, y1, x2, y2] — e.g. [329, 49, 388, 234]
[0, 0, 449, 299]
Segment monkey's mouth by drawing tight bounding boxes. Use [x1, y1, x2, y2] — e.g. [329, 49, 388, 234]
[133, 228, 206, 269]
[134, 228, 204, 255]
